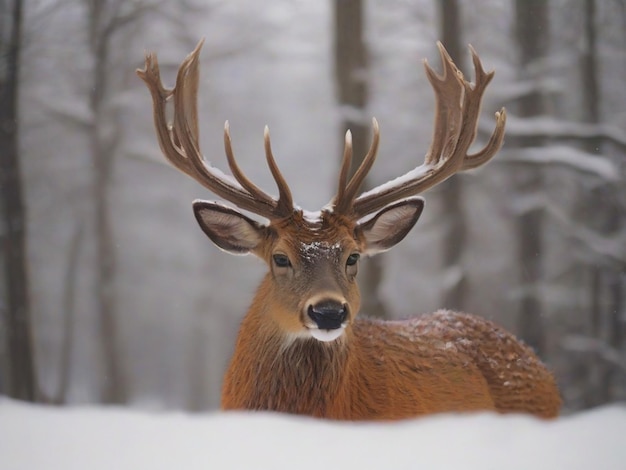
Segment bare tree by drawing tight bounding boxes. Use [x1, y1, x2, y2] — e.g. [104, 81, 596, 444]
[84, 0, 157, 404]
[575, 0, 624, 407]
[87, 0, 123, 404]
[333, 0, 388, 319]
[0, 0, 38, 401]
[501, 0, 625, 409]
[511, 0, 550, 357]
[437, 0, 467, 310]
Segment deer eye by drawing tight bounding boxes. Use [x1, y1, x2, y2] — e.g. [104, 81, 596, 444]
[346, 253, 360, 266]
[272, 254, 292, 268]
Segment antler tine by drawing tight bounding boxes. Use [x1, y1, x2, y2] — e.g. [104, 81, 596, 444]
[351, 44, 506, 219]
[333, 130, 353, 213]
[223, 121, 276, 207]
[461, 45, 506, 170]
[423, 42, 464, 167]
[138, 40, 281, 220]
[264, 126, 294, 216]
[333, 119, 380, 215]
[343, 118, 380, 201]
[463, 108, 506, 170]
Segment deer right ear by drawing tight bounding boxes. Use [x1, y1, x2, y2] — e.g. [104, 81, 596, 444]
[193, 200, 266, 255]
[358, 197, 424, 256]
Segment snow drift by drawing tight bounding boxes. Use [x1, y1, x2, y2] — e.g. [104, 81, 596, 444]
[1, 399, 625, 469]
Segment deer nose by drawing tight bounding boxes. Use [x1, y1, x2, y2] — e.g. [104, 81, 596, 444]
[307, 300, 347, 330]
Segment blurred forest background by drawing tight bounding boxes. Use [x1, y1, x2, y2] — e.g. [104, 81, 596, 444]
[1, 0, 625, 412]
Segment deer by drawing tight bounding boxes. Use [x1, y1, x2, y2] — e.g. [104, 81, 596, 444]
[137, 39, 561, 420]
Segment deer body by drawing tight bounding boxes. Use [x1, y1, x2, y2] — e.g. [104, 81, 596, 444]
[218, 211, 559, 420]
[138, 40, 561, 420]
[223, 309, 495, 419]
[223, 309, 560, 419]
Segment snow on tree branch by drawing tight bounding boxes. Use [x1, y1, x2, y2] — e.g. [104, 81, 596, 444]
[492, 115, 626, 151]
[497, 146, 620, 181]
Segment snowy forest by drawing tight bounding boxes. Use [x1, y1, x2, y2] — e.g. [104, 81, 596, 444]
[1, 0, 625, 416]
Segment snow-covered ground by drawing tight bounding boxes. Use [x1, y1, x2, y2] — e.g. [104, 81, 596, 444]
[1, 399, 625, 470]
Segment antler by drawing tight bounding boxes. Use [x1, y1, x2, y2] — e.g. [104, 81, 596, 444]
[334, 42, 506, 219]
[139, 40, 504, 222]
[136, 39, 293, 220]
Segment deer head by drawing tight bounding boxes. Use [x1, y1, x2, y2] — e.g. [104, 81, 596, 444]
[137, 39, 506, 343]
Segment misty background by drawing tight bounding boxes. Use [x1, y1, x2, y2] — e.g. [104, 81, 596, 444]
[1, 0, 625, 412]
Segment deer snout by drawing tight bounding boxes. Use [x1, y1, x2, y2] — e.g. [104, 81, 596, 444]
[307, 300, 348, 330]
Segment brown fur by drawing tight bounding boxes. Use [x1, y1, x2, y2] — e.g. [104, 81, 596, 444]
[220, 211, 561, 420]
[222, 300, 561, 419]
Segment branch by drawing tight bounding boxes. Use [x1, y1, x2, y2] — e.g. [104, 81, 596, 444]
[504, 190, 625, 264]
[100, 0, 162, 41]
[561, 334, 626, 375]
[36, 99, 93, 131]
[545, 200, 625, 264]
[497, 146, 621, 181]
[487, 114, 626, 151]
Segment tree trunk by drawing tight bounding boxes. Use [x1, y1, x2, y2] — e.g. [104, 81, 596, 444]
[51, 224, 84, 404]
[334, 0, 388, 319]
[437, 0, 467, 311]
[578, 0, 623, 407]
[0, 0, 38, 401]
[513, 0, 549, 357]
[88, 1, 127, 404]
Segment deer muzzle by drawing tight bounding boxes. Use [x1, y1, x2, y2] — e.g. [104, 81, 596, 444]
[307, 300, 348, 330]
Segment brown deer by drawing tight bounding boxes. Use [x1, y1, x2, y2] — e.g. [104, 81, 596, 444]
[137, 40, 561, 420]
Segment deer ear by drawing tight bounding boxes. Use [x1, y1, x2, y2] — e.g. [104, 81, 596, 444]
[358, 198, 424, 256]
[193, 200, 265, 255]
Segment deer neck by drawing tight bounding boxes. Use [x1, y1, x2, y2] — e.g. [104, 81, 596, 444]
[224, 275, 354, 416]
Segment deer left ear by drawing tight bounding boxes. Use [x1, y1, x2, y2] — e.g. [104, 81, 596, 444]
[193, 200, 266, 255]
[358, 197, 424, 256]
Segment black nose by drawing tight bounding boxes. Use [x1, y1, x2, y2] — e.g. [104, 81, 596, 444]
[308, 300, 347, 330]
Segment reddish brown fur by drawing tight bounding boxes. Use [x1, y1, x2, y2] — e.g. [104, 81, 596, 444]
[221, 213, 561, 420]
